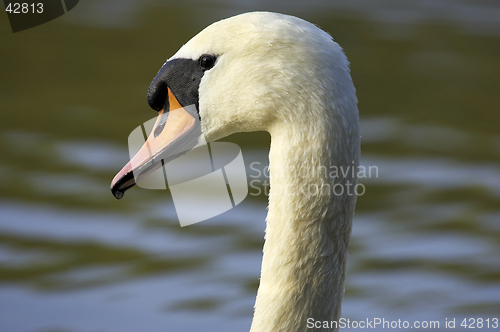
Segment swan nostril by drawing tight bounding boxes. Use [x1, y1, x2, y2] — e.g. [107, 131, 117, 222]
[154, 121, 166, 137]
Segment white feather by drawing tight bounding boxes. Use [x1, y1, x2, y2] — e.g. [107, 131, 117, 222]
[171, 12, 359, 332]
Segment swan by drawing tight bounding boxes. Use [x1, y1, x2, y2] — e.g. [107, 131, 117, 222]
[111, 12, 359, 332]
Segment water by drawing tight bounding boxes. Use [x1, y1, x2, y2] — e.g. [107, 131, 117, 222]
[0, 1, 499, 331]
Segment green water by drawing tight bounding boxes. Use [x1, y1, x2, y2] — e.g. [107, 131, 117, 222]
[0, 1, 499, 331]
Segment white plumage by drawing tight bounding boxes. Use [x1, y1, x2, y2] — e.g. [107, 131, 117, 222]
[172, 12, 359, 331]
[118, 11, 360, 332]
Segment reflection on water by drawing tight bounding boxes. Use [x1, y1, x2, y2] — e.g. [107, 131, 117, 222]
[0, 0, 499, 331]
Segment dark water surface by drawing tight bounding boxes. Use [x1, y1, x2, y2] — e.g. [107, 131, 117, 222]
[0, 1, 499, 331]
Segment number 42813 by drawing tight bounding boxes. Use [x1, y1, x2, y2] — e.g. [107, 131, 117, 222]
[5, 3, 43, 14]
[461, 318, 498, 329]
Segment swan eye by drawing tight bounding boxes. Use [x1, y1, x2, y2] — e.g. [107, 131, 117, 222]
[199, 54, 216, 70]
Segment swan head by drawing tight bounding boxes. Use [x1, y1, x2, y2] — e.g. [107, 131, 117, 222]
[111, 11, 357, 199]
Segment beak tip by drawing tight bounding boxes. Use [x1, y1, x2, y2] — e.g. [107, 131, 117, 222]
[111, 163, 133, 200]
[111, 186, 124, 199]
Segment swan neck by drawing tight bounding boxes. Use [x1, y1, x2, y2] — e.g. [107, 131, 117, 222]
[250, 123, 358, 332]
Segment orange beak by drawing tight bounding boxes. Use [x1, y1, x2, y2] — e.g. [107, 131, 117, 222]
[111, 88, 199, 199]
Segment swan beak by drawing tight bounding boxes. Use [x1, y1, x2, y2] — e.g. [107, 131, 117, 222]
[110, 88, 198, 199]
